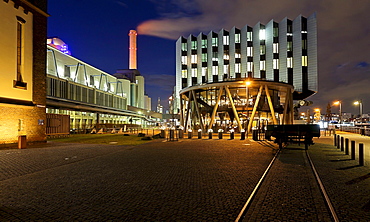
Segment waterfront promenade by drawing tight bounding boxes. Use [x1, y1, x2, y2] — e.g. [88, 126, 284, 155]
[0, 132, 369, 221]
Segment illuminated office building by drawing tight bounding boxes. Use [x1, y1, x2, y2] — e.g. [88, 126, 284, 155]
[175, 14, 317, 132]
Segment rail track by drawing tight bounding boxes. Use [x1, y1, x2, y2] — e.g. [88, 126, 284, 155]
[235, 147, 339, 222]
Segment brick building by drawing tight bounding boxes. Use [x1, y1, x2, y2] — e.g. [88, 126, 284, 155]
[0, 0, 48, 145]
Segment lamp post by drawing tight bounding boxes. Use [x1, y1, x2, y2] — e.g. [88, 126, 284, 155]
[333, 101, 342, 124]
[354, 100, 363, 118]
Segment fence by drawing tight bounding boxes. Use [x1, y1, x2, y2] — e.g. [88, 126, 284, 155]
[46, 113, 70, 137]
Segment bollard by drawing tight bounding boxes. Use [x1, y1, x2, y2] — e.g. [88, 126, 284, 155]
[340, 136, 344, 151]
[198, 130, 202, 139]
[160, 130, 166, 138]
[178, 129, 184, 139]
[336, 135, 340, 149]
[252, 129, 258, 141]
[208, 129, 213, 139]
[240, 131, 246, 140]
[218, 132, 223, 139]
[345, 138, 349, 155]
[351, 140, 356, 160]
[188, 130, 193, 139]
[334, 133, 336, 146]
[230, 132, 234, 140]
[359, 143, 364, 166]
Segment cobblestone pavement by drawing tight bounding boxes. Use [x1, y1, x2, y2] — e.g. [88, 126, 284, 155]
[242, 132, 370, 221]
[243, 147, 332, 221]
[0, 138, 277, 221]
[309, 134, 370, 221]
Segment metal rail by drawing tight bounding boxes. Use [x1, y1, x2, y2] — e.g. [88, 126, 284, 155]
[234, 148, 281, 221]
[235, 148, 339, 222]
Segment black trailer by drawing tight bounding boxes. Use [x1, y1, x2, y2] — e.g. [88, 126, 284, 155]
[265, 124, 320, 149]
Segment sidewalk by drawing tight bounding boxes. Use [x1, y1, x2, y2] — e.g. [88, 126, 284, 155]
[310, 133, 370, 221]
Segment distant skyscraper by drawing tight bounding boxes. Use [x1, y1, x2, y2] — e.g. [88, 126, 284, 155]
[128, 30, 137, 69]
[156, 97, 163, 114]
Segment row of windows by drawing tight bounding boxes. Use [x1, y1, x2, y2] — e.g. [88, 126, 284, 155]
[47, 77, 127, 110]
[181, 56, 308, 77]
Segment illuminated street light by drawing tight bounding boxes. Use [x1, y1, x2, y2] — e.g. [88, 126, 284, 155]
[333, 101, 342, 123]
[354, 100, 363, 117]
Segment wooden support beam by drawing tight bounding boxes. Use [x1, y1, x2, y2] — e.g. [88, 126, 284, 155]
[184, 92, 192, 132]
[191, 90, 205, 132]
[247, 85, 263, 133]
[225, 86, 242, 131]
[208, 86, 224, 131]
[264, 85, 277, 124]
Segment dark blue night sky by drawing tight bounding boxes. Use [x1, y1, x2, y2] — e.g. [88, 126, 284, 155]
[48, 0, 370, 114]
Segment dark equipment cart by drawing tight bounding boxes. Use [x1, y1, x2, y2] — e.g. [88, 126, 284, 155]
[265, 124, 320, 149]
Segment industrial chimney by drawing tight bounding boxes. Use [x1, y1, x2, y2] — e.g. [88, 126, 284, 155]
[128, 30, 137, 69]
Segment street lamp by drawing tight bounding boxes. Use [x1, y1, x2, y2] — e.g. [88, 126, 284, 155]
[333, 101, 342, 124]
[354, 100, 363, 117]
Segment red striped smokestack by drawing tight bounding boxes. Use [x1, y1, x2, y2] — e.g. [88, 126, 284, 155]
[128, 30, 137, 69]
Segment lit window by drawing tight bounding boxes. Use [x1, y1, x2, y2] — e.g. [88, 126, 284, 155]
[302, 39, 307, 50]
[191, 41, 197, 50]
[202, 39, 207, 48]
[181, 56, 187, 65]
[223, 54, 229, 60]
[212, 66, 218, 75]
[192, 68, 197, 77]
[273, 59, 279, 69]
[235, 53, 241, 58]
[302, 56, 308, 66]
[202, 67, 207, 76]
[212, 37, 218, 47]
[202, 53, 207, 62]
[247, 62, 253, 72]
[273, 43, 279, 53]
[235, 63, 240, 73]
[224, 65, 229, 74]
[191, 55, 197, 64]
[181, 43, 187, 51]
[247, 32, 253, 41]
[235, 33, 241, 43]
[259, 29, 266, 40]
[260, 45, 265, 55]
[223, 35, 229, 45]
[247, 47, 253, 56]
[273, 27, 279, 37]
[182, 70, 188, 78]
[212, 52, 218, 61]
[287, 58, 293, 68]
[287, 42, 293, 51]
[260, 61, 265, 71]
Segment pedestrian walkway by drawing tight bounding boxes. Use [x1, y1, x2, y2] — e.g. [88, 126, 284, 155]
[310, 133, 370, 221]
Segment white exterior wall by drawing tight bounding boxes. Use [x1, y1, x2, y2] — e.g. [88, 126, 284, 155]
[279, 17, 288, 83]
[293, 15, 303, 92]
[229, 27, 236, 79]
[308, 13, 318, 92]
[253, 23, 261, 78]
[265, 20, 274, 81]
[0, 2, 33, 101]
[240, 25, 248, 77]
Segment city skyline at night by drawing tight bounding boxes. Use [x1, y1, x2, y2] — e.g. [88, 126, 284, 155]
[47, 0, 370, 115]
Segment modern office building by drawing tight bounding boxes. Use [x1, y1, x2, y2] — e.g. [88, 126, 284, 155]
[0, 0, 48, 145]
[175, 14, 317, 132]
